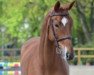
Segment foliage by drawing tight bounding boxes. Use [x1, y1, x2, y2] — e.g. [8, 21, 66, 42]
[0, 0, 94, 48]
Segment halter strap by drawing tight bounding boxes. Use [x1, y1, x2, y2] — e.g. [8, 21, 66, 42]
[57, 35, 72, 42]
[50, 12, 69, 17]
[50, 18, 60, 49]
[50, 12, 71, 50]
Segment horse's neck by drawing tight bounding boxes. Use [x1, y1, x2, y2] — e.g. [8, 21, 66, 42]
[43, 39, 68, 70]
[44, 40, 56, 66]
[42, 39, 64, 69]
[39, 38, 55, 67]
[39, 38, 69, 75]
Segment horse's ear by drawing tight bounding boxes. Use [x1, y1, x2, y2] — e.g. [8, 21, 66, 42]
[68, 1, 75, 10]
[54, 1, 60, 12]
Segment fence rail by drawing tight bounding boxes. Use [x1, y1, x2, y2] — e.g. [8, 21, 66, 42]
[0, 48, 94, 64]
[74, 48, 94, 64]
[0, 48, 20, 61]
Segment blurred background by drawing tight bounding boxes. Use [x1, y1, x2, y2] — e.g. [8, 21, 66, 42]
[0, 0, 94, 75]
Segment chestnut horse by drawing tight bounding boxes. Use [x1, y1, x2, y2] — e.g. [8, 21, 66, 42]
[21, 1, 75, 75]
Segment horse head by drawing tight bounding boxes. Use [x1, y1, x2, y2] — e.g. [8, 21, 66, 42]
[48, 1, 75, 60]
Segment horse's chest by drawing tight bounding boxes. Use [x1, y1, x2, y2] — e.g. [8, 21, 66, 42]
[44, 61, 69, 75]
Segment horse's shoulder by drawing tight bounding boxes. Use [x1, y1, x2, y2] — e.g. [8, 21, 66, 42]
[21, 37, 40, 53]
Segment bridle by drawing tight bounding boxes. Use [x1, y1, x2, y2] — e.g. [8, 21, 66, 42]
[49, 12, 72, 53]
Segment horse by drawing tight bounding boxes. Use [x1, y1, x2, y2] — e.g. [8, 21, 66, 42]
[21, 1, 75, 75]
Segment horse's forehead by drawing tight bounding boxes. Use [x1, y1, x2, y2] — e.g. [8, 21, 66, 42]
[52, 16, 62, 20]
[52, 15, 68, 22]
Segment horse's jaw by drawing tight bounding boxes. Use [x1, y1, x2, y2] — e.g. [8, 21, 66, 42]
[56, 46, 68, 61]
[61, 47, 68, 60]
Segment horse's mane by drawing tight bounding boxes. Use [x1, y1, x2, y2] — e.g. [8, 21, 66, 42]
[39, 10, 51, 51]
[39, 9, 56, 67]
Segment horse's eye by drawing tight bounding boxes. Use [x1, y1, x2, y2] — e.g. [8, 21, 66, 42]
[55, 24, 59, 28]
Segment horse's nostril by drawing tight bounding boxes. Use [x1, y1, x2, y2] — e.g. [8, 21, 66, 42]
[66, 53, 70, 60]
[66, 52, 74, 60]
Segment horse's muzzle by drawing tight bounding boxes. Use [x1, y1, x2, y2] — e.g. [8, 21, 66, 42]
[66, 52, 74, 60]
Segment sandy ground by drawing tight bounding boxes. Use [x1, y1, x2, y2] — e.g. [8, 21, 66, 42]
[70, 66, 94, 75]
[0, 66, 94, 75]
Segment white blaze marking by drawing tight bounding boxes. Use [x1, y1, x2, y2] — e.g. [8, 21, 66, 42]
[56, 43, 68, 60]
[63, 46, 68, 60]
[59, 44, 68, 60]
[61, 17, 68, 26]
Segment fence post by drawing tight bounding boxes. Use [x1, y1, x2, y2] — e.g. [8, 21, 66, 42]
[78, 49, 81, 64]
